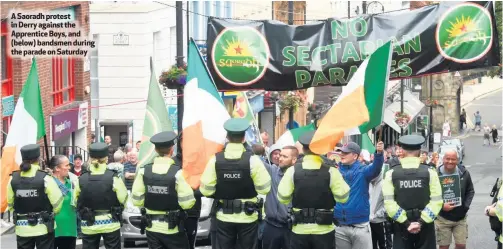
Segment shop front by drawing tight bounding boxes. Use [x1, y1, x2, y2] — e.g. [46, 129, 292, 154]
[50, 102, 89, 158]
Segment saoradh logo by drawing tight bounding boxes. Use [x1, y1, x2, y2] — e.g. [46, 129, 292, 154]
[436, 2, 493, 64]
[212, 27, 270, 86]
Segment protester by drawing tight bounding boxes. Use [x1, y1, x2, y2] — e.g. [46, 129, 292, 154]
[107, 150, 125, 178]
[420, 151, 429, 164]
[104, 135, 115, 162]
[429, 152, 439, 168]
[135, 140, 142, 152]
[49, 155, 78, 249]
[123, 151, 138, 190]
[443, 120, 451, 137]
[261, 130, 270, 154]
[436, 150, 475, 249]
[334, 141, 384, 249]
[262, 146, 297, 249]
[269, 144, 281, 167]
[70, 154, 88, 176]
[369, 167, 388, 249]
[460, 109, 466, 131]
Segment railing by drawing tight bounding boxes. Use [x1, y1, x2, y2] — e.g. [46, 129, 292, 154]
[40, 146, 89, 163]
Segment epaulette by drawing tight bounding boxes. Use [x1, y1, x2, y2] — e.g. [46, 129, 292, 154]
[9, 170, 20, 176]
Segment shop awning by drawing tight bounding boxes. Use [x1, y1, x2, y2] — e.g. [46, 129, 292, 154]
[383, 90, 425, 133]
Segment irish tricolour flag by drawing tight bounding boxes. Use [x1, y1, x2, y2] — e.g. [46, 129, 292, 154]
[182, 39, 231, 189]
[1, 59, 46, 212]
[310, 41, 392, 155]
[275, 123, 316, 149]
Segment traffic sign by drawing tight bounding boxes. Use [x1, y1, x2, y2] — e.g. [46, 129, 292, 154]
[454, 71, 461, 77]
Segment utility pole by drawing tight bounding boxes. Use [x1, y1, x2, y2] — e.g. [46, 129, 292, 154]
[428, 75, 433, 152]
[176, 1, 184, 157]
[287, 1, 295, 130]
[362, 1, 367, 14]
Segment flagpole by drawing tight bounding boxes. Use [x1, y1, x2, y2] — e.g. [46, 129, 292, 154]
[43, 136, 50, 168]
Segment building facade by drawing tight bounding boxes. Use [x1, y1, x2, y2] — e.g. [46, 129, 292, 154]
[1, 1, 91, 159]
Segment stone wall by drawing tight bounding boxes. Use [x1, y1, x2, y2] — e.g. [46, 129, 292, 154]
[421, 73, 462, 135]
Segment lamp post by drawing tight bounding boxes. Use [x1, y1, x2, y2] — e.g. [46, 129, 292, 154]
[270, 91, 280, 143]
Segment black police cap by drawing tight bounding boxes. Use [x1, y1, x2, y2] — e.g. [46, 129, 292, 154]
[150, 131, 178, 148]
[298, 130, 316, 147]
[224, 118, 250, 135]
[398, 135, 425, 151]
[89, 142, 109, 158]
[20, 144, 40, 161]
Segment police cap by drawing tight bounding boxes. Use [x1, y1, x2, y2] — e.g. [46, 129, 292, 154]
[20, 144, 40, 161]
[150, 131, 178, 148]
[298, 130, 316, 147]
[89, 142, 109, 158]
[398, 135, 425, 151]
[224, 118, 250, 135]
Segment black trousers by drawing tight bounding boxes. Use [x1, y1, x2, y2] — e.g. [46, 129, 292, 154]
[82, 229, 121, 249]
[393, 223, 436, 249]
[16, 233, 54, 249]
[290, 231, 335, 249]
[210, 216, 218, 249]
[184, 217, 199, 249]
[262, 222, 291, 249]
[370, 222, 386, 249]
[55, 236, 76, 249]
[216, 219, 258, 249]
[146, 230, 189, 249]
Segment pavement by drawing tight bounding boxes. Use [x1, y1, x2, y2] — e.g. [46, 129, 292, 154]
[461, 76, 502, 107]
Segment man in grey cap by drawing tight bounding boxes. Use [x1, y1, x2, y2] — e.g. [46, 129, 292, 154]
[334, 141, 384, 249]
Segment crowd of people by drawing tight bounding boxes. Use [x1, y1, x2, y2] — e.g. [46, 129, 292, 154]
[5, 117, 503, 249]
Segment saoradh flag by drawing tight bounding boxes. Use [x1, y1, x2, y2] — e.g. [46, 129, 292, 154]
[1, 59, 46, 212]
[137, 57, 173, 167]
[182, 38, 231, 189]
[310, 41, 392, 155]
[275, 123, 316, 149]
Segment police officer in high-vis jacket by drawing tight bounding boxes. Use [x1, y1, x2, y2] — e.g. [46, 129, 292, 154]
[200, 118, 272, 249]
[8, 144, 63, 249]
[131, 131, 196, 249]
[486, 187, 503, 248]
[277, 131, 350, 249]
[72, 142, 128, 249]
[382, 135, 443, 249]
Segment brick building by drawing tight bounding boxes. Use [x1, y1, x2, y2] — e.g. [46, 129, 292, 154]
[1, 1, 91, 160]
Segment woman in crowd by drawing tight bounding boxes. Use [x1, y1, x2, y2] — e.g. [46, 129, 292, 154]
[49, 155, 78, 249]
[428, 152, 439, 168]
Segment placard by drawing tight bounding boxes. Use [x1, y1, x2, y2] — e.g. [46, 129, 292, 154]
[439, 175, 462, 207]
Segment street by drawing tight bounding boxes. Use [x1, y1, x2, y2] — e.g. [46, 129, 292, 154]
[464, 89, 502, 131]
[1, 90, 502, 249]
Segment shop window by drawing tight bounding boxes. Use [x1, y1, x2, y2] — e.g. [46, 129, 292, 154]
[52, 57, 75, 107]
[2, 21, 13, 141]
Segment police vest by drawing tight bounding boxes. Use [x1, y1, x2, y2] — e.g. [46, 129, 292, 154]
[213, 152, 257, 200]
[292, 162, 335, 209]
[11, 170, 52, 214]
[143, 163, 180, 211]
[391, 164, 430, 211]
[78, 169, 120, 210]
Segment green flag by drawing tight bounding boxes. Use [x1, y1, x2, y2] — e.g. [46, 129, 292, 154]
[361, 133, 376, 154]
[137, 58, 173, 167]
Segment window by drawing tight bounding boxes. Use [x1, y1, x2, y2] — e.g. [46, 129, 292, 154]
[51, 57, 75, 107]
[2, 21, 13, 145]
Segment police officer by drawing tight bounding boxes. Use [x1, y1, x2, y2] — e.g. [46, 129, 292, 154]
[277, 131, 350, 249]
[382, 135, 443, 249]
[200, 118, 271, 249]
[131, 131, 196, 249]
[8, 144, 63, 249]
[485, 187, 503, 248]
[73, 142, 128, 249]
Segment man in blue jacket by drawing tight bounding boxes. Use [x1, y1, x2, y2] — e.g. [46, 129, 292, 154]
[334, 141, 384, 249]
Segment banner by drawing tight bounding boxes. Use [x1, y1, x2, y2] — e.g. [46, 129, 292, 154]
[207, 1, 500, 91]
[439, 175, 462, 207]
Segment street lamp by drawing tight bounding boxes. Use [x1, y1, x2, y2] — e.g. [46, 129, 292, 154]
[269, 91, 280, 143]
